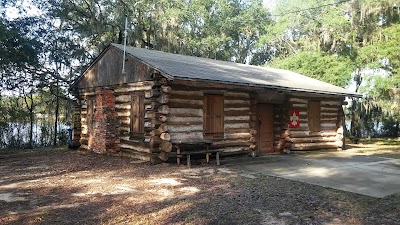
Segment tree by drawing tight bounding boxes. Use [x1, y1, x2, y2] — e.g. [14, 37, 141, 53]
[264, 0, 400, 137]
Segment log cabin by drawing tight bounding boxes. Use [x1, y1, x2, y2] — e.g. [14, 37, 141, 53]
[70, 43, 360, 163]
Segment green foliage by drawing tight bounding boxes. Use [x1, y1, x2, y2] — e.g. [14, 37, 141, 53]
[0, 18, 41, 89]
[269, 51, 355, 87]
[1, 0, 399, 145]
[45, 0, 271, 63]
[266, 0, 400, 137]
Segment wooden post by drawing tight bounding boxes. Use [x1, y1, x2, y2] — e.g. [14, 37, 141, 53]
[187, 154, 191, 168]
[342, 106, 346, 150]
[176, 146, 181, 165]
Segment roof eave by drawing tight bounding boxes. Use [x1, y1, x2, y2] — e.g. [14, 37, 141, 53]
[173, 77, 361, 98]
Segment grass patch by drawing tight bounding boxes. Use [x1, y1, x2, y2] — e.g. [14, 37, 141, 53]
[345, 138, 400, 159]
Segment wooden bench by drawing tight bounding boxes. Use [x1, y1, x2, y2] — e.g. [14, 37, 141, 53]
[172, 140, 222, 168]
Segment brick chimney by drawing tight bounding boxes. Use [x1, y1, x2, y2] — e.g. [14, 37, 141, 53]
[91, 88, 120, 154]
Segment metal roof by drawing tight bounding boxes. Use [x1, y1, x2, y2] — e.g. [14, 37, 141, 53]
[110, 43, 359, 97]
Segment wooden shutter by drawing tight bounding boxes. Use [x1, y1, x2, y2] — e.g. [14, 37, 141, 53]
[204, 95, 224, 140]
[130, 93, 144, 139]
[308, 100, 321, 132]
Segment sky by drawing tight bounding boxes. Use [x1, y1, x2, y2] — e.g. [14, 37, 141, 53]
[5, 0, 41, 19]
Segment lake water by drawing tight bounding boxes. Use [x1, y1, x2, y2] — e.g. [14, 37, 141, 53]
[0, 122, 69, 149]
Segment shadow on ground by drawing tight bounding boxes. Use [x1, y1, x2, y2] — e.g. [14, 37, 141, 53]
[0, 147, 399, 224]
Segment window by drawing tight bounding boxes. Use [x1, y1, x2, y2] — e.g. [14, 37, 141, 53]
[204, 94, 224, 140]
[130, 93, 144, 139]
[87, 97, 95, 131]
[308, 100, 321, 132]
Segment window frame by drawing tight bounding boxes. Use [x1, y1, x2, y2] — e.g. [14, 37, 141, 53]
[308, 100, 321, 132]
[203, 94, 224, 140]
[130, 92, 145, 140]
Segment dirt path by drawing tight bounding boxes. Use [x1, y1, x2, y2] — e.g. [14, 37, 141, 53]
[0, 148, 399, 224]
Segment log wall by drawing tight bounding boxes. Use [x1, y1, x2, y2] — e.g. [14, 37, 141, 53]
[77, 79, 173, 162]
[75, 80, 346, 161]
[168, 85, 254, 154]
[273, 100, 291, 153]
[287, 97, 344, 151]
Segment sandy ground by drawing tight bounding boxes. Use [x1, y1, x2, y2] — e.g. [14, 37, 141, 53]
[0, 144, 399, 225]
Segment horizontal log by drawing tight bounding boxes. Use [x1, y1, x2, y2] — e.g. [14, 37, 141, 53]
[224, 132, 252, 140]
[119, 150, 153, 161]
[156, 94, 169, 104]
[115, 94, 131, 103]
[289, 131, 338, 138]
[321, 101, 342, 106]
[158, 151, 169, 162]
[249, 129, 257, 135]
[168, 125, 202, 133]
[291, 142, 341, 150]
[225, 120, 250, 124]
[145, 111, 160, 119]
[145, 101, 162, 111]
[224, 103, 250, 108]
[169, 101, 203, 109]
[160, 85, 171, 93]
[115, 104, 130, 110]
[150, 129, 162, 136]
[155, 77, 168, 86]
[159, 141, 172, 152]
[169, 132, 203, 141]
[145, 89, 160, 98]
[160, 132, 171, 141]
[321, 106, 340, 111]
[287, 136, 338, 143]
[114, 86, 153, 93]
[224, 110, 251, 116]
[158, 105, 170, 114]
[280, 133, 289, 139]
[169, 108, 202, 116]
[168, 116, 202, 123]
[337, 127, 344, 134]
[158, 123, 168, 133]
[115, 108, 130, 114]
[221, 146, 249, 153]
[168, 121, 203, 126]
[224, 96, 250, 101]
[289, 98, 308, 104]
[226, 128, 252, 133]
[169, 94, 203, 101]
[159, 115, 167, 122]
[120, 143, 154, 153]
[224, 91, 250, 98]
[169, 89, 203, 96]
[149, 136, 162, 148]
[225, 122, 250, 129]
[212, 141, 252, 148]
[168, 113, 201, 119]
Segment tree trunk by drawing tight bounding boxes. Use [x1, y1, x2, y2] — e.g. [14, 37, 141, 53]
[24, 91, 34, 149]
[54, 73, 60, 146]
[29, 104, 34, 148]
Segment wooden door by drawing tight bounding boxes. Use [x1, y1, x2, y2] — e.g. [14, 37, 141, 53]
[257, 104, 274, 153]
